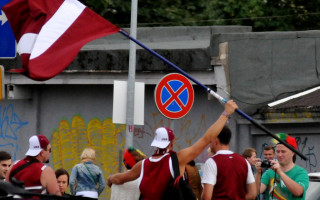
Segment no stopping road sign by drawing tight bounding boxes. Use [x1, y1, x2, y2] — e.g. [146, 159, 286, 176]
[155, 73, 194, 119]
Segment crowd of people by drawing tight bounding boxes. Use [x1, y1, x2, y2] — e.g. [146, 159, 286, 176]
[107, 100, 309, 200]
[0, 136, 107, 199]
[0, 100, 310, 200]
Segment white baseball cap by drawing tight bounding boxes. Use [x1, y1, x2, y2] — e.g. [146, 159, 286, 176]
[25, 135, 50, 156]
[151, 127, 175, 149]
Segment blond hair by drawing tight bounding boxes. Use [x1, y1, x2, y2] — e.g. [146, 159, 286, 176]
[80, 148, 96, 161]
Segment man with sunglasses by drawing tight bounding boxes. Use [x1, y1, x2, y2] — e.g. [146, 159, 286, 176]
[6, 135, 61, 196]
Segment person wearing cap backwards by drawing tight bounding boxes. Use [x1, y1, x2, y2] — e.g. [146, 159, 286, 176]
[255, 133, 309, 200]
[107, 100, 238, 200]
[6, 135, 61, 196]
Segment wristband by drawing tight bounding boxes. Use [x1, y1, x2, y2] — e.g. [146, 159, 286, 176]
[222, 111, 231, 119]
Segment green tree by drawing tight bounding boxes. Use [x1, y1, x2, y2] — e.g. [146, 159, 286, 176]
[82, 0, 320, 31]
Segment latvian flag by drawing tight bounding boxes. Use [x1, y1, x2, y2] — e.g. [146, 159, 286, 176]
[2, 0, 120, 81]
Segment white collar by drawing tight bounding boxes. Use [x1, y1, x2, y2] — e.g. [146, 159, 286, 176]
[215, 150, 234, 155]
[149, 153, 169, 162]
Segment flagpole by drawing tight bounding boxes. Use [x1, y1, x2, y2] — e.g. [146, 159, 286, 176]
[125, 0, 138, 148]
[119, 29, 306, 160]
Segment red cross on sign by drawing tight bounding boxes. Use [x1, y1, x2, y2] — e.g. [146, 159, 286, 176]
[154, 73, 194, 119]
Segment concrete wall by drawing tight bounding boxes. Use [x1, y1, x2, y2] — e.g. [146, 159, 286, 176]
[211, 31, 320, 114]
[0, 83, 233, 199]
[1, 84, 234, 161]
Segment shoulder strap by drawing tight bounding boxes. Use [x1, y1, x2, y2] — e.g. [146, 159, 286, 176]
[84, 163, 97, 184]
[170, 153, 180, 178]
[10, 160, 39, 181]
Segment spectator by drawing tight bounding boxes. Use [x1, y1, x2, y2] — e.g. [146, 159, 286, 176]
[122, 147, 146, 170]
[201, 126, 256, 200]
[111, 147, 146, 200]
[185, 160, 202, 200]
[259, 145, 276, 200]
[263, 145, 276, 161]
[6, 135, 61, 195]
[242, 148, 259, 174]
[55, 168, 70, 196]
[0, 151, 12, 181]
[69, 147, 106, 199]
[107, 100, 238, 200]
[255, 133, 309, 200]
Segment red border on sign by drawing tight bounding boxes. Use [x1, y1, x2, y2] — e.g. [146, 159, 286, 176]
[154, 73, 194, 119]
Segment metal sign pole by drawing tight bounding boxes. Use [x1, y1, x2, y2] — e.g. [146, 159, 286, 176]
[125, 0, 138, 148]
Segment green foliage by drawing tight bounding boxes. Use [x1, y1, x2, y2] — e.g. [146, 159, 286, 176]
[84, 0, 320, 31]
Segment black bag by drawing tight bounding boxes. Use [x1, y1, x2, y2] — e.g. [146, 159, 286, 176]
[162, 153, 196, 200]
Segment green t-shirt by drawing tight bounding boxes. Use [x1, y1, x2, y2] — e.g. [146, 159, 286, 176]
[261, 165, 309, 200]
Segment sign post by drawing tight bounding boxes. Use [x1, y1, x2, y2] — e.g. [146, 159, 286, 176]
[0, 0, 16, 58]
[155, 73, 194, 119]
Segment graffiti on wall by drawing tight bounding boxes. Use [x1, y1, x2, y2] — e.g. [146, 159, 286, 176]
[265, 112, 314, 123]
[52, 113, 210, 198]
[0, 104, 29, 160]
[51, 115, 126, 199]
[296, 136, 318, 172]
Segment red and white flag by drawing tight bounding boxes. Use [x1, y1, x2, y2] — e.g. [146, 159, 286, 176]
[2, 0, 120, 81]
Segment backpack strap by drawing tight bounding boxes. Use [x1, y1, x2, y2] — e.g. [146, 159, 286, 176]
[10, 159, 39, 181]
[84, 163, 98, 184]
[170, 152, 180, 179]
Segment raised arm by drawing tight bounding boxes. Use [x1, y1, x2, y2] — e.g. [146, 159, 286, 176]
[177, 100, 238, 170]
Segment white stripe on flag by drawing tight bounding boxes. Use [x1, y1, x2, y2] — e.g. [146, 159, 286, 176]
[18, 33, 37, 54]
[30, 0, 85, 59]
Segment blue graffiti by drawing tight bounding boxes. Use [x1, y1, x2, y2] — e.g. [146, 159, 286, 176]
[0, 104, 29, 139]
[305, 146, 317, 172]
[0, 104, 29, 160]
[296, 136, 318, 172]
[295, 137, 307, 157]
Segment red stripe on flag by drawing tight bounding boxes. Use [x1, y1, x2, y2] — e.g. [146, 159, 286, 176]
[3, 0, 120, 81]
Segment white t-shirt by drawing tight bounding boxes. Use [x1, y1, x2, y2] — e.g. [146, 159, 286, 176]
[111, 179, 140, 200]
[201, 150, 255, 186]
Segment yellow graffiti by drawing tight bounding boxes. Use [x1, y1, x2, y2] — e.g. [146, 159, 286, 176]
[265, 112, 314, 123]
[51, 112, 210, 198]
[51, 115, 126, 199]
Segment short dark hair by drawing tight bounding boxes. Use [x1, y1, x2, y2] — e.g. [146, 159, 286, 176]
[264, 145, 275, 153]
[55, 168, 70, 185]
[217, 126, 232, 145]
[0, 151, 11, 162]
